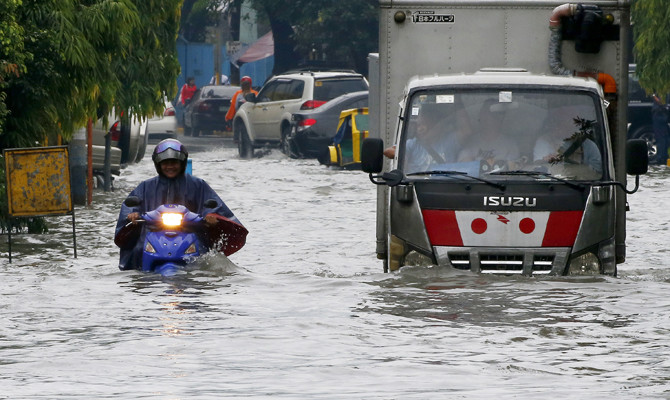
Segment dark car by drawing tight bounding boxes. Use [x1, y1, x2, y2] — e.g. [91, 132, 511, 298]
[184, 85, 240, 137]
[287, 90, 368, 158]
[627, 64, 670, 159]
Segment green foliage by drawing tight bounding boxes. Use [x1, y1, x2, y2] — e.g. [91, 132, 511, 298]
[113, 0, 183, 118]
[0, 0, 183, 232]
[293, 0, 378, 74]
[0, 0, 27, 137]
[181, 0, 218, 42]
[633, 0, 670, 98]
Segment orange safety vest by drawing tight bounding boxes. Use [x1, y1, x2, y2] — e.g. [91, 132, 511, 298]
[225, 89, 258, 121]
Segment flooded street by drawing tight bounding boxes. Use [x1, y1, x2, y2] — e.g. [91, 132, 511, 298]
[2, 138, 670, 399]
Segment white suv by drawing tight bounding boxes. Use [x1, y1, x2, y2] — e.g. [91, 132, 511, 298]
[233, 70, 369, 158]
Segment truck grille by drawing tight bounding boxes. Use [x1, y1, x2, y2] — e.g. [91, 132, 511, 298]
[435, 247, 568, 276]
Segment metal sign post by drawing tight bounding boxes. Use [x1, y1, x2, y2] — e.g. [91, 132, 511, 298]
[3, 146, 77, 262]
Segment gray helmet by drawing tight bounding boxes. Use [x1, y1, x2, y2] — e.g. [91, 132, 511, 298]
[152, 139, 188, 175]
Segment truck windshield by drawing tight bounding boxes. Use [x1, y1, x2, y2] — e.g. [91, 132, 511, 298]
[399, 89, 605, 180]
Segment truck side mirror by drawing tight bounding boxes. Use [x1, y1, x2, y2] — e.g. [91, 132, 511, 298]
[361, 138, 385, 173]
[626, 139, 649, 175]
[244, 93, 257, 103]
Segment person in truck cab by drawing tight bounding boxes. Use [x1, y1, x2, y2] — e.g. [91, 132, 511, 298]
[405, 102, 474, 173]
[457, 99, 520, 171]
[386, 101, 472, 173]
[533, 105, 602, 175]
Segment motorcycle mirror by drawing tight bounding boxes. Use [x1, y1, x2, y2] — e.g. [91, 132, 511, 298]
[204, 199, 218, 208]
[124, 196, 141, 207]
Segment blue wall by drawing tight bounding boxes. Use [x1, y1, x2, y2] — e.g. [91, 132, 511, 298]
[176, 39, 274, 95]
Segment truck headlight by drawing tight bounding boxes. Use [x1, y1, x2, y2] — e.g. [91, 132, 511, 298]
[404, 250, 434, 267]
[568, 252, 600, 275]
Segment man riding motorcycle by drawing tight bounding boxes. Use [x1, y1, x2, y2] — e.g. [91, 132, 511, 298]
[114, 139, 245, 271]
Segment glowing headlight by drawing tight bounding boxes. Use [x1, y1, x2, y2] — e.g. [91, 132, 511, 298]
[185, 243, 197, 254]
[145, 242, 156, 253]
[161, 213, 183, 227]
[568, 252, 600, 275]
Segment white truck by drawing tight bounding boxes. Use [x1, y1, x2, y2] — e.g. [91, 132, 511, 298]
[362, 0, 648, 276]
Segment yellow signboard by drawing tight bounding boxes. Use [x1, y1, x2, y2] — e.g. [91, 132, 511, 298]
[4, 146, 73, 217]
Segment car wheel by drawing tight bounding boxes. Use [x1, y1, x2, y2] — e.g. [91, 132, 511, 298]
[631, 126, 658, 160]
[280, 125, 299, 158]
[238, 125, 253, 159]
[135, 125, 148, 162]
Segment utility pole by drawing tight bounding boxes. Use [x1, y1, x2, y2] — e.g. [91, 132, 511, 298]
[229, 0, 241, 84]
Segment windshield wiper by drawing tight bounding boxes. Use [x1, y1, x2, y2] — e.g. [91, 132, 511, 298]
[407, 170, 506, 190]
[488, 170, 585, 190]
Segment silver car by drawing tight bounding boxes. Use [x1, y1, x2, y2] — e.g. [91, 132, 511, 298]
[146, 98, 178, 141]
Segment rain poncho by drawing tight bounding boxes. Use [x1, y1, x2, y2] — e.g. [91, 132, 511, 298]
[114, 173, 242, 270]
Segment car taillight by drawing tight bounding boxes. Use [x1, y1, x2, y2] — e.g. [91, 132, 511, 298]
[298, 118, 317, 128]
[300, 100, 326, 110]
[109, 121, 121, 141]
[164, 107, 175, 117]
[198, 103, 211, 112]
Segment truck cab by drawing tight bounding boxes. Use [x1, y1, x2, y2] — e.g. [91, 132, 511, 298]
[364, 1, 647, 276]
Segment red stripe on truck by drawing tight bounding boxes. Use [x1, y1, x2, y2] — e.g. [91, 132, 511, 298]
[541, 211, 583, 246]
[422, 209, 464, 246]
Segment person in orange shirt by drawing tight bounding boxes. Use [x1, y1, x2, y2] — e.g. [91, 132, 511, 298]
[225, 76, 258, 129]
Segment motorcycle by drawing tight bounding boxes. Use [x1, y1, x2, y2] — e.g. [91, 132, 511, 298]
[115, 196, 247, 276]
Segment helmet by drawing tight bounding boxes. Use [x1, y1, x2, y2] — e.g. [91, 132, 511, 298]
[241, 76, 252, 86]
[152, 139, 188, 175]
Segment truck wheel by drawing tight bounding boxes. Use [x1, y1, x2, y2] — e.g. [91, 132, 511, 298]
[631, 127, 658, 160]
[238, 125, 253, 159]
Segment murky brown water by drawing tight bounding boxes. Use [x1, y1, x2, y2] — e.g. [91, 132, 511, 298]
[2, 141, 669, 399]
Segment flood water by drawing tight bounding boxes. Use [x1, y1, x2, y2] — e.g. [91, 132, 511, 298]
[2, 139, 670, 399]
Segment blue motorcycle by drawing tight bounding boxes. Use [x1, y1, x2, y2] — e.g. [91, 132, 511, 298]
[117, 196, 247, 276]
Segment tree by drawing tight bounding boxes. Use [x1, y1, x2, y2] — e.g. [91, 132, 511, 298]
[244, 0, 302, 74]
[633, 0, 670, 98]
[293, 0, 378, 75]
[180, 0, 218, 42]
[0, 0, 182, 232]
[0, 0, 25, 137]
[113, 0, 183, 119]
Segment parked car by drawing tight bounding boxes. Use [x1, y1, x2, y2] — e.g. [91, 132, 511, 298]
[146, 98, 178, 141]
[288, 90, 368, 158]
[112, 113, 147, 165]
[233, 70, 369, 158]
[183, 85, 239, 137]
[78, 117, 122, 176]
[80, 108, 146, 175]
[627, 63, 670, 159]
[324, 108, 369, 169]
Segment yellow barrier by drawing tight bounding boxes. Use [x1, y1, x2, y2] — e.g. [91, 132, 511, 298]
[3, 146, 77, 262]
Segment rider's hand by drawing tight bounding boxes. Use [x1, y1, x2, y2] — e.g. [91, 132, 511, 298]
[127, 212, 141, 224]
[204, 214, 218, 226]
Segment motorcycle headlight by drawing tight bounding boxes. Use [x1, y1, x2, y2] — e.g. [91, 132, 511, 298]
[185, 243, 197, 255]
[161, 213, 183, 227]
[568, 252, 600, 275]
[145, 242, 157, 253]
